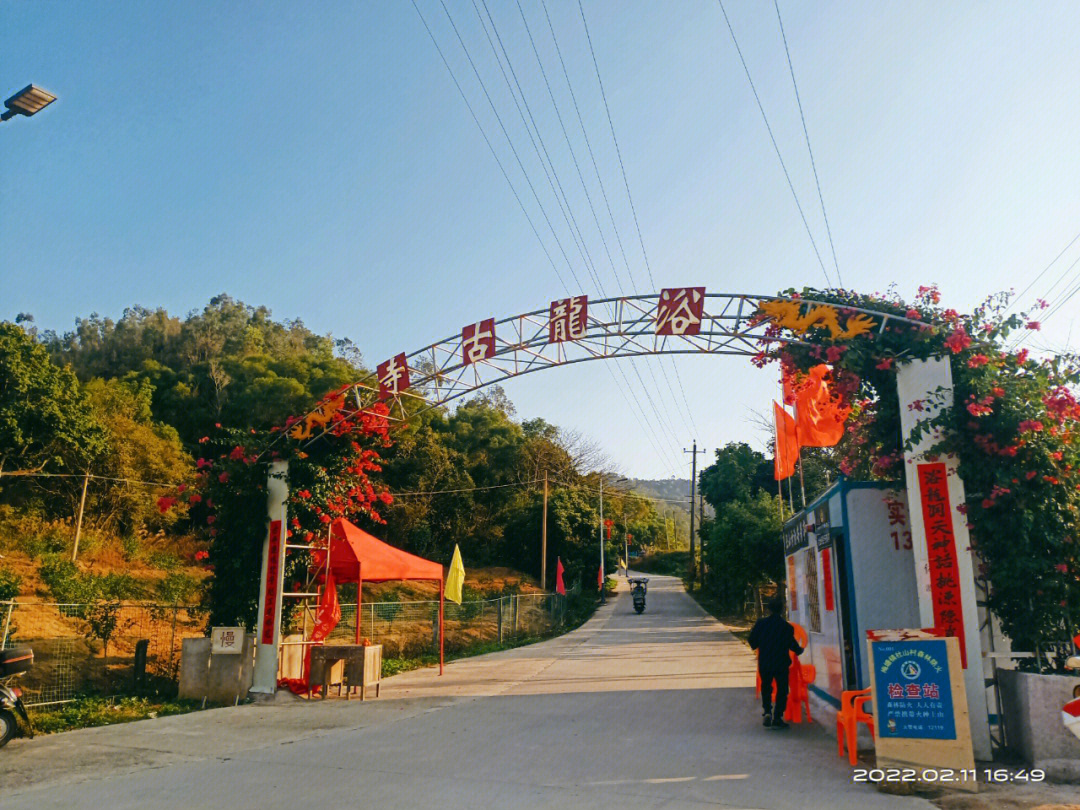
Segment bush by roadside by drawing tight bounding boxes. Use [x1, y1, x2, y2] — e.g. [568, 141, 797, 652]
[29, 696, 205, 735]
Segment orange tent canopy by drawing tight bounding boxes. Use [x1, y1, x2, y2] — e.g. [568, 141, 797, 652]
[326, 518, 443, 583]
[322, 518, 446, 674]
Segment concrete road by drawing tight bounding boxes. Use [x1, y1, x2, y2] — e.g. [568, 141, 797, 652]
[0, 575, 932, 810]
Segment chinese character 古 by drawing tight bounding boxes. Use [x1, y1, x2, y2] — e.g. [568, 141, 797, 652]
[462, 318, 496, 365]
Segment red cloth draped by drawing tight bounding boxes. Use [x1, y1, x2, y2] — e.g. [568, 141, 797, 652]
[555, 558, 566, 596]
[278, 569, 341, 695]
[773, 402, 799, 481]
[794, 365, 850, 448]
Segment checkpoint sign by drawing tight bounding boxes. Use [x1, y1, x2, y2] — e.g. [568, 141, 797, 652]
[211, 626, 245, 655]
[872, 639, 955, 739]
[867, 633, 975, 790]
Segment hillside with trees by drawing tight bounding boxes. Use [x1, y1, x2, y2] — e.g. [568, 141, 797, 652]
[1, 297, 669, 620]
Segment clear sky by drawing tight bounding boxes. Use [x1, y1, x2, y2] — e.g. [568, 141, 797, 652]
[5, 1, 1080, 478]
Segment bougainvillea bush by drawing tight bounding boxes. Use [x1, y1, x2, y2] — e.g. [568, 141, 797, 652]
[756, 286, 1080, 660]
[161, 389, 394, 628]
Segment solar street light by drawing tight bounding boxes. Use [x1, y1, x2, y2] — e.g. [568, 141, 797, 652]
[2, 85, 57, 122]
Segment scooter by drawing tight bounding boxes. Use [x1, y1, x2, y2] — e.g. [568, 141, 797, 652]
[629, 578, 648, 614]
[0, 647, 35, 748]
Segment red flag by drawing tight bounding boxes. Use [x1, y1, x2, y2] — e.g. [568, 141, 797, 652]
[794, 365, 850, 447]
[773, 401, 799, 480]
[555, 557, 566, 596]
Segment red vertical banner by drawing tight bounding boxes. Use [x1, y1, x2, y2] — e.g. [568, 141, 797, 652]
[787, 556, 798, 612]
[820, 547, 835, 612]
[917, 463, 967, 667]
[261, 520, 283, 646]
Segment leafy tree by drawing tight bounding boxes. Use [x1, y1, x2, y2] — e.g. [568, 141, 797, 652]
[0, 322, 107, 512]
[83, 377, 193, 534]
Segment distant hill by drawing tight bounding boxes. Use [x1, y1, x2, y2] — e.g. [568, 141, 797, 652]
[628, 478, 692, 549]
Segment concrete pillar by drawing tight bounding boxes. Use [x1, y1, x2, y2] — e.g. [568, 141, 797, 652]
[252, 460, 288, 694]
[897, 356, 992, 760]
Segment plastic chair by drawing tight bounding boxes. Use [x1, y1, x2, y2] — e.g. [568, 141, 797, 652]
[837, 688, 874, 766]
[785, 661, 815, 723]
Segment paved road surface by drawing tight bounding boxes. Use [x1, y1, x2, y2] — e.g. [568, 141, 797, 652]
[1, 575, 933, 809]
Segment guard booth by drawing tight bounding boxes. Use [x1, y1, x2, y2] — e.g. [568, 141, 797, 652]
[783, 479, 921, 713]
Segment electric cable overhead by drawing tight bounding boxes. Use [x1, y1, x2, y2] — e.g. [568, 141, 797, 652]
[715, 0, 834, 288]
[773, 0, 843, 288]
[571, 0, 701, 437]
[505, 0, 690, 458]
[1002, 229, 1080, 317]
[1008, 251, 1080, 349]
[410, 0, 570, 293]
[412, 0, 686, 475]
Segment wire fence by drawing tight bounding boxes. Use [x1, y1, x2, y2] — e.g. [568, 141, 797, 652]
[3, 592, 570, 707]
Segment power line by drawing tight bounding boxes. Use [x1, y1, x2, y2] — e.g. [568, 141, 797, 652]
[410, 0, 570, 293]
[715, 0, 833, 288]
[505, 0, 687, 463]
[773, 0, 842, 288]
[436, 0, 588, 293]
[414, 0, 683, 475]
[1008, 251, 1080, 349]
[571, 0, 701, 438]
[1002, 228, 1080, 316]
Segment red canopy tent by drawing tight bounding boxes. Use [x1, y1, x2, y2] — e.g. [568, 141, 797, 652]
[320, 518, 446, 674]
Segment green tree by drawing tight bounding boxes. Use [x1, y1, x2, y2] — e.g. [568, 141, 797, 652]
[0, 322, 106, 512]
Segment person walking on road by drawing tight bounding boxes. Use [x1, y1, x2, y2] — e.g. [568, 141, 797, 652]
[748, 596, 804, 730]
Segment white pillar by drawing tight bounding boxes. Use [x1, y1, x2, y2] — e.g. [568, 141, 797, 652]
[251, 460, 288, 694]
[896, 357, 991, 760]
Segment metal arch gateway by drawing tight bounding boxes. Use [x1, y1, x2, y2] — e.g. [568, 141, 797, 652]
[302, 290, 915, 431]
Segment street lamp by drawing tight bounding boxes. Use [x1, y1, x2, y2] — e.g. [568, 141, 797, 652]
[2, 85, 57, 122]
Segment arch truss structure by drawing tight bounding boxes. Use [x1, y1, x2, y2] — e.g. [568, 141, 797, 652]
[288, 290, 918, 440]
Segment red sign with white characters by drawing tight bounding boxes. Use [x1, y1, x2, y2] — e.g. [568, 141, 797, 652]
[377, 353, 410, 399]
[656, 287, 705, 336]
[917, 463, 967, 667]
[462, 318, 496, 365]
[261, 520, 282, 646]
[549, 296, 588, 343]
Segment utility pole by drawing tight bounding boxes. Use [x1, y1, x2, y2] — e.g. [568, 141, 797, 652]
[72, 470, 90, 562]
[598, 475, 605, 603]
[698, 494, 705, 589]
[684, 442, 706, 589]
[540, 471, 548, 591]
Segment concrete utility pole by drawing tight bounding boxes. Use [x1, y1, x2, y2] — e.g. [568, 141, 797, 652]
[598, 475, 605, 603]
[540, 470, 548, 590]
[71, 470, 90, 562]
[684, 443, 705, 588]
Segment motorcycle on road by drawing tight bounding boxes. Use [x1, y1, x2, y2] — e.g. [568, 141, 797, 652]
[629, 578, 649, 614]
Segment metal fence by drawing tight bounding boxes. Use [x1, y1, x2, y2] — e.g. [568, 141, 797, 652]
[3, 593, 567, 707]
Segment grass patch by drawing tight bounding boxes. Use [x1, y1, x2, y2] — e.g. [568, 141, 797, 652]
[29, 696, 205, 735]
[686, 587, 753, 643]
[380, 591, 601, 678]
[633, 550, 689, 578]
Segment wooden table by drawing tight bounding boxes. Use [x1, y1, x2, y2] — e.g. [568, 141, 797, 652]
[308, 644, 382, 700]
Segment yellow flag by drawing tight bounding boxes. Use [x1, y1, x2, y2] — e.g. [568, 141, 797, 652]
[445, 544, 465, 605]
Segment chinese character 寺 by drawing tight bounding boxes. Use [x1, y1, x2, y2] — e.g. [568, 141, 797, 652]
[377, 353, 411, 399]
[462, 318, 496, 365]
[656, 287, 705, 336]
[549, 296, 588, 343]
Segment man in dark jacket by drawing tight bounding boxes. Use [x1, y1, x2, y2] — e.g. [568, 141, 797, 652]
[748, 596, 804, 729]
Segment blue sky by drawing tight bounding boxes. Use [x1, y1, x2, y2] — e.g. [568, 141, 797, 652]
[5, 1, 1080, 478]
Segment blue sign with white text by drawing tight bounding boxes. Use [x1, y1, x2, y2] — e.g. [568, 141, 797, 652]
[871, 639, 956, 739]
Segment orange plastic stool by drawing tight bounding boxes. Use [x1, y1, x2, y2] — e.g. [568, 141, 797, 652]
[837, 688, 874, 766]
